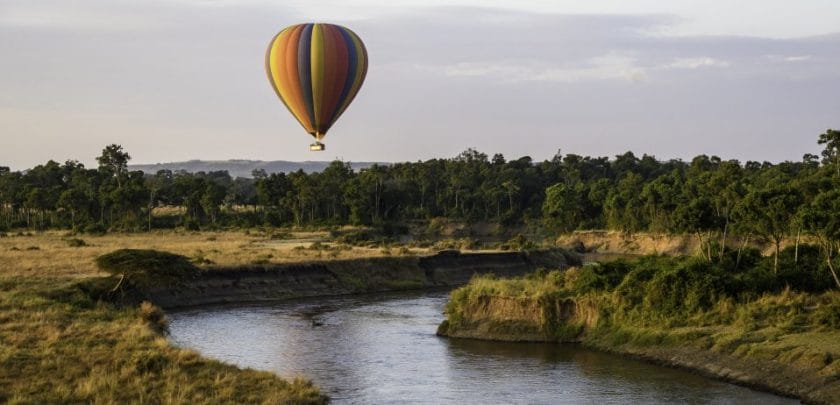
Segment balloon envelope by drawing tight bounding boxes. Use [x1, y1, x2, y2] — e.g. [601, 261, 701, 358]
[266, 23, 368, 141]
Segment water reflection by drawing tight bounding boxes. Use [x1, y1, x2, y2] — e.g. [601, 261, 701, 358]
[169, 291, 796, 404]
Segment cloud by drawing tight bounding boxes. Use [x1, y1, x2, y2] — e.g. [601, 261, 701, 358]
[784, 55, 812, 62]
[663, 57, 730, 69]
[0, 3, 160, 32]
[413, 52, 647, 83]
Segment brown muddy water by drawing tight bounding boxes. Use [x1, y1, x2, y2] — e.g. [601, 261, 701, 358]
[168, 291, 797, 404]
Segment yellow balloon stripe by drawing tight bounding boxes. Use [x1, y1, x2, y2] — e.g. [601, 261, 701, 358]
[284, 26, 314, 133]
[266, 29, 296, 123]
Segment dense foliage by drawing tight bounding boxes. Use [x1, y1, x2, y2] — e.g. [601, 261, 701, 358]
[445, 250, 840, 335]
[2, 130, 840, 283]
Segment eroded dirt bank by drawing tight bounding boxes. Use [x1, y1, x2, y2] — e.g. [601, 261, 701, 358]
[438, 294, 840, 404]
[148, 249, 573, 309]
[557, 230, 807, 257]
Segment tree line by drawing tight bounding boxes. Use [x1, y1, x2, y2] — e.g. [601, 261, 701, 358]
[1, 131, 839, 277]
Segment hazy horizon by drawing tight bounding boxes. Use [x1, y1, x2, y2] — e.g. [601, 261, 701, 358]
[2, 0, 839, 170]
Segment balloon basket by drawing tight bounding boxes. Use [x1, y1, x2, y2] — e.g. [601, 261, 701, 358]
[309, 142, 325, 151]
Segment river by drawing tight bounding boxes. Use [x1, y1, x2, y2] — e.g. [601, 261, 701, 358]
[168, 291, 797, 404]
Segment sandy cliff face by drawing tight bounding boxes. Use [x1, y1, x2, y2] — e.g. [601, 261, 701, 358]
[148, 250, 570, 309]
[557, 230, 808, 257]
[438, 294, 600, 342]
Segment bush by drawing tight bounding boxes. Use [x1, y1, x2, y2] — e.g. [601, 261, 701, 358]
[138, 301, 169, 334]
[95, 249, 199, 291]
[182, 218, 200, 231]
[812, 298, 840, 329]
[775, 245, 836, 293]
[339, 229, 376, 244]
[83, 223, 107, 235]
[505, 234, 537, 251]
[66, 238, 87, 247]
[269, 231, 291, 240]
[571, 260, 633, 294]
[643, 258, 726, 314]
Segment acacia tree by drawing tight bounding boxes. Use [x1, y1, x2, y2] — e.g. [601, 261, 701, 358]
[201, 182, 227, 224]
[97, 144, 130, 189]
[673, 196, 716, 261]
[803, 189, 840, 288]
[58, 188, 88, 229]
[542, 182, 581, 232]
[818, 129, 840, 176]
[740, 185, 802, 273]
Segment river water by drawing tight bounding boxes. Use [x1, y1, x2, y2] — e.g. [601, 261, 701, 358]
[168, 291, 796, 404]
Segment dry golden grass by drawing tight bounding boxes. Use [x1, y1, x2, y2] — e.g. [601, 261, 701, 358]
[0, 227, 490, 402]
[0, 230, 432, 278]
[0, 278, 324, 403]
[0, 229, 437, 402]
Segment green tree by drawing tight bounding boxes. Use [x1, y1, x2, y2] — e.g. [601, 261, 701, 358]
[740, 185, 802, 273]
[201, 182, 227, 224]
[542, 182, 582, 232]
[803, 189, 840, 288]
[97, 144, 130, 188]
[818, 129, 840, 175]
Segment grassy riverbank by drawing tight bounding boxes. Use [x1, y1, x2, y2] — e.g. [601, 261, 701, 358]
[438, 251, 840, 403]
[0, 228, 550, 402]
[0, 230, 380, 403]
[0, 276, 325, 403]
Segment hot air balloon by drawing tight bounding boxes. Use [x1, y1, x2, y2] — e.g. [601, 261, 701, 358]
[266, 23, 368, 151]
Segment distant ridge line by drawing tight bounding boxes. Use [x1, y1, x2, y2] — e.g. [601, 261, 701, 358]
[129, 159, 386, 178]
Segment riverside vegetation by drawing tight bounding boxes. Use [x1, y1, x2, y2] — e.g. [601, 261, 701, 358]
[438, 247, 840, 402]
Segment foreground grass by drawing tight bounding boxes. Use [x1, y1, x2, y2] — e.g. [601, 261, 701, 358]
[0, 231, 352, 403]
[0, 276, 325, 403]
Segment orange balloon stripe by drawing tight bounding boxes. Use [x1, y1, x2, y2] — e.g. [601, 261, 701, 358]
[266, 28, 303, 131]
[282, 25, 313, 133]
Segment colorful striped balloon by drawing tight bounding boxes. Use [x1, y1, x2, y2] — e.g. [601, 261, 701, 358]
[265, 23, 368, 147]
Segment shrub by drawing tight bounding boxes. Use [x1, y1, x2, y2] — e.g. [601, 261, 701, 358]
[811, 296, 840, 329]
[336, 229, 380, 245]
[66, 238, 87, 247]
[95, 249, 199, 292]
[643, 258, 725, 315]
[505, 234, 537, 251]
[138, 301, 169, 334]
[83, 222, 107, 235]
[182, 218, 200, 231]
[571, 260, 632, 294]
[269, 231, 291, 240]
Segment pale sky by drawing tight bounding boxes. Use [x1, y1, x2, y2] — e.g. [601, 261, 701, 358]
[1, 0, 839, 170]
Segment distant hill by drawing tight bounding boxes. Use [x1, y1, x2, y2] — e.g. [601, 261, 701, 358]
[129, 159, 385, 178]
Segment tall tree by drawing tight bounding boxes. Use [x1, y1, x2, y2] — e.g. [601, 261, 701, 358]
[818, 129, 840, 176]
